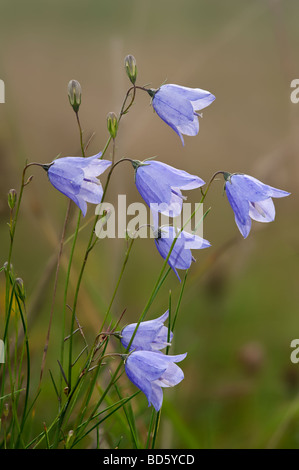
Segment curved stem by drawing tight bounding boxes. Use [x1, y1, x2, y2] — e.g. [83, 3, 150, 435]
[56, 83, 142, 441]
[66, 90, 137, 390]
[66, 158, 123, 389]
[200, 170, 226, 204]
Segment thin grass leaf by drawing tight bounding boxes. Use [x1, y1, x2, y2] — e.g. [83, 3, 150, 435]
[151, 410, 161, 449]
[71, 391, 140, 448]
[49, 369, 61, 403]
[0, 388, 25, 402]
[146, 409, 155, 449]
[171, 270, 188, 333]
[114, 382, 139, 449]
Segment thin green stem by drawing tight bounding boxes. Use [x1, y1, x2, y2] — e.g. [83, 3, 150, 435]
[65, 209, 82, 391]
[66, 86, 139, 391]
[59, 204, 80, 400]
[75, 112, 85, 158]
[99, 237, 135, 333]
[14, 294, 30, 448]
[151, 410, 161, 449]
[52, 83, 148, 443]
[171, 270, 188, 333]
[39, 200, 72, 387]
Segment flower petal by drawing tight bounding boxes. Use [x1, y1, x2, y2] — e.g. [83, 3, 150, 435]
[150, 382, 164, 411]
[48, 164, 83, 201]
[147, 161, 204, 190]
[176, 114, 199, 138]
[249, 198, 275, 222]
[79, 180, 103, 203]
[225, 180, 249, 225]
[153, 362, 185, 388]
[155, 227, 193, 270]
[230, 174, 289, 202]
[135, 160, 204, 215]
[234, 213, 252, 238]
[121, 320, 166, 351]
[182, 231, 211, 250]
[135, 165, 172, 207]
[160, 84, 216, 111]
[75, 197, 88, 217]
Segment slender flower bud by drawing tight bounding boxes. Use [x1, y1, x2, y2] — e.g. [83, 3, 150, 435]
[3, 403, 9, 418]
[106, 112, 118, 139]
[8, 189, 17, 210]
[67, 79, 82, 113]
[15, 277, 26, 301]
[124, 55, 137, 84]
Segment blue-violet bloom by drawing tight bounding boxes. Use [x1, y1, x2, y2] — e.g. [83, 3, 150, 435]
[154, 226, 211, 281]
[120, 310, 172, 352]
[149, 84, 215, 145]
[125, 350, 187, 411]
[133, 159, 205, 218]
[224, 173, 290, 238]
[46, 152, 111, 216]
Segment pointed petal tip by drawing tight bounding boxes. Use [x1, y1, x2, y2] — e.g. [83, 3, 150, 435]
[173, 267, 181, 282]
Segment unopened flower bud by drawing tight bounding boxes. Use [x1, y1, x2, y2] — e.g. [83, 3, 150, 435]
[66, 429, 74, 448]
[15, 277, 26, 301]
[124, 55, 137, 84]
[8, 189, 17, 210]
[3, 403, 9, 418]
[67, 79, 82, 113]
[107, 112, 118, 139]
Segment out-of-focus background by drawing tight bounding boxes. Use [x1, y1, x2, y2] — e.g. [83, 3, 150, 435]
[0, 0, 299, 449]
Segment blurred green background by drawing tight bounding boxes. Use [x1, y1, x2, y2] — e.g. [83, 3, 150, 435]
[0, 0, 299, 449]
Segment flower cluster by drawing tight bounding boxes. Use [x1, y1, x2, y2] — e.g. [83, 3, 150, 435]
[117, 311, 187, 412]
[39, 56, 289, 414]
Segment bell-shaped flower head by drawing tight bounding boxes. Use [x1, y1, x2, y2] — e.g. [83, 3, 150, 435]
[154, 226, 211, 281]
[148, 84, 215, 145]
[133, 159, 205, 219]
[120, 310, 172, 352]
[125, 350, 187, 412]
[46, 152, 112, 216]
[224, 173, 290, 238]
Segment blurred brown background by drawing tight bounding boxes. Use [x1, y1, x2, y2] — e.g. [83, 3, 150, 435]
[0, 0, 299, 448]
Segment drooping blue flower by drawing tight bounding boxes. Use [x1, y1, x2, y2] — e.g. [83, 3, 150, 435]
[149, 84, 215, 145]
[154, 226, 211, 281]
[125, 350, 187, 411]
[133, 159, 205, 218]
[120, 310, 172, 352]
[46, 152, 112, 216]
[224, 173, 290, 238]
